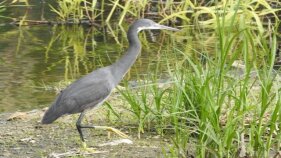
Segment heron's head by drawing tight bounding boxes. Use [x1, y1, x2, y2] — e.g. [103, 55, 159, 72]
[133, 19, 179, 33]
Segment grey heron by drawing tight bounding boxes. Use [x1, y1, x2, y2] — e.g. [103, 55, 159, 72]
[41, 19, 179, 143]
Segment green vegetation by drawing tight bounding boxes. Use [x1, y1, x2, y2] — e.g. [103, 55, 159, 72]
[166, 25, 279, 156]
[41, 0, 281, 157]
[0, 1, 7, 19]
[1, 0, 281, 157]
[49, 0, 99, 23]
[87, 0, 279, 157]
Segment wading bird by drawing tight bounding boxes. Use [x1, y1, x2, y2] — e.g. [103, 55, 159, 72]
[41, 19, 179, 143]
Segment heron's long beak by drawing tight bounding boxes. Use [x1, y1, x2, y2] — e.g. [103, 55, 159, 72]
[156, 24, 179, 31]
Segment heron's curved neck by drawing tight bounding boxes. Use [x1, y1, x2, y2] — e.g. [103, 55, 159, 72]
[110, 27, 142, 84]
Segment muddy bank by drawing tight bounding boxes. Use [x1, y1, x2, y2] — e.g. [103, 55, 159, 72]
[0, 97, 172, 158]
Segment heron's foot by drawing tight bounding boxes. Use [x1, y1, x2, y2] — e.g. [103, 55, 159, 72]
[80, 142, 97, 153]
[95, 126, 129, 138]
[82, 142, 87, 149]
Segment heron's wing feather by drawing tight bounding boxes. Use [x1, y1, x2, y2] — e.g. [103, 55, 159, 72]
[55, 70, 113, 114]
[42, 69, 113, 123]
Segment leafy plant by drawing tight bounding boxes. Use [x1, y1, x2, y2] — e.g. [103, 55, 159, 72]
[49, 0, 100, 22]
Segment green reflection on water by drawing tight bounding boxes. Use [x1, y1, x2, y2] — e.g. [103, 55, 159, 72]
[0, 22, 179, 112]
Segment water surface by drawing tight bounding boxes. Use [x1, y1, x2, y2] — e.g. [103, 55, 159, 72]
[0, 20, 180, 112]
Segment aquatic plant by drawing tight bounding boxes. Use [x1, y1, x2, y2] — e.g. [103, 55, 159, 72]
[49, 0, 99, 23]
[0, 1, 8, 19]
[48, 0, 280, 32]
[115, 0, 281, 157]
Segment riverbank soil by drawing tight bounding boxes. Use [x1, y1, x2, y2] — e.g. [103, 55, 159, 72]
[0, 103, 172, 158]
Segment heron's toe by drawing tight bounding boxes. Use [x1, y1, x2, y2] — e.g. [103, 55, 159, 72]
[107, 127, 129, 138]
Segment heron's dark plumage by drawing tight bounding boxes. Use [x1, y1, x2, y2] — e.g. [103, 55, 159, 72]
[42, 68, 113, 124]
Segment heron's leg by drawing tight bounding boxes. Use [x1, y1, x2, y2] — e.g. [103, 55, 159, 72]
[76, 112, 86, 142]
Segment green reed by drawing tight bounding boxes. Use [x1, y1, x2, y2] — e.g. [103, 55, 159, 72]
[162, 29, 278, 157]
[0, 1, 6, 14]
[49, 0, 100, 22]
[111, 1, 280, 157]
[47, 0, 280, 33]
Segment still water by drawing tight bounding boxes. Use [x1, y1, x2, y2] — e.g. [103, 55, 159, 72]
[0, 20, 179, 112]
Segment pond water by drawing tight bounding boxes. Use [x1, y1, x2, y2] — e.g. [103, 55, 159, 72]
[0, 1, 181, 112]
